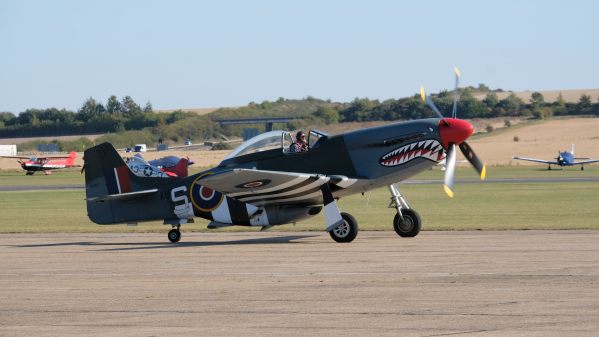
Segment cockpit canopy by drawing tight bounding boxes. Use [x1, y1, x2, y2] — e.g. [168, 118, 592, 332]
[223, 130, 284, 160]
[222, 129, 329, 162]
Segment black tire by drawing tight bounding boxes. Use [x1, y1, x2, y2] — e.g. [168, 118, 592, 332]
[581, 166, 585, 171]
[329, 212, 359, 243]
[393, 209, 421, 237]
[168, 229, 181, 243]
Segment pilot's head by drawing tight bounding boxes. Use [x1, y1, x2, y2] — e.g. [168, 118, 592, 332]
[296, 131, 306, 142]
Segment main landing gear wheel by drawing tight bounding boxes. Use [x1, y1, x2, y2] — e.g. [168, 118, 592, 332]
[168, 228, 181, 243]
[329, 212, 359, 243]
[393, 209, 421, 238]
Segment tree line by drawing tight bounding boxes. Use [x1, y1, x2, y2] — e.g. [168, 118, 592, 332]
[0, 95, 159, 137]
[336, 88, 599, 122]
[2, 87, 599, 149]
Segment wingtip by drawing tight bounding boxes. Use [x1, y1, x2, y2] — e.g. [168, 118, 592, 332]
[443, 185, 454, 198]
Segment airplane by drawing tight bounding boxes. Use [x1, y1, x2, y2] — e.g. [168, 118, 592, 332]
[2, 151, 80, 175]
[83, 69, 486, 243]
[126, 154, 194, 178]
[513, 144, 599, 170]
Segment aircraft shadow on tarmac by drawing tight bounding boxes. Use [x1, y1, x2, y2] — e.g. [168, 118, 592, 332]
[9, 234, 319, 251]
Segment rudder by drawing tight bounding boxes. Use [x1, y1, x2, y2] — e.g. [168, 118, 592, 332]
[66, 151, 77, 166]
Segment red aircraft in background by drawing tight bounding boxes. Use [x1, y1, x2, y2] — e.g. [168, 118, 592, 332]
[2, 151, 80, 175]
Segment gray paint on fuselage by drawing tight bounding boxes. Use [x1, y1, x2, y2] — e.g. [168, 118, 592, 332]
[212, 118, 444, 200]
[218, 134, 357, 177]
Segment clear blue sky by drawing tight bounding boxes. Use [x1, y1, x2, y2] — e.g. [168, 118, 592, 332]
[1, 0, 598, 113]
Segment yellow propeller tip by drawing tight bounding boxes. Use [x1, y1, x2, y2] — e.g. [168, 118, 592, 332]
[480, 166, 487, 180]
[443, 185, 454, 198]
[454, 67, 461, 77]
[419, 86, 426, 102]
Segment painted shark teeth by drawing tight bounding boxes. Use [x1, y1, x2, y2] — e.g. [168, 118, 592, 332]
[379, 139, 445, 167]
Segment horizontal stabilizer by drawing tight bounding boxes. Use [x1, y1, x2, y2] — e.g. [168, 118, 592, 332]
[87, 188, 158, 202]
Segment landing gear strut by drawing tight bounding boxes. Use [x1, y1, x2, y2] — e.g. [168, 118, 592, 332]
[388, 183, 421, 237]
[168, 226, 181, 243]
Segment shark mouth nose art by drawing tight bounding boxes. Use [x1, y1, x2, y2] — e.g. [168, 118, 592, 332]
[379, 139, 445, 167]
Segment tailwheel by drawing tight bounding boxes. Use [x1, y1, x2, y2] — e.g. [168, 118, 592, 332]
[168, 228, 181, 243]
[393, 209, 421, 238]
[329, 212, 358, 243]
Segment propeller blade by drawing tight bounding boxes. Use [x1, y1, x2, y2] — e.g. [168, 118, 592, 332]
[420, 86, 445, 119]
[443, 143, 457, 198]
[459, 141, 486, 180]
[452, 67, 461, 118]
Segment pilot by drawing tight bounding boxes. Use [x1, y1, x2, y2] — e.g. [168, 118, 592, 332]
[290, 131, 309, 152]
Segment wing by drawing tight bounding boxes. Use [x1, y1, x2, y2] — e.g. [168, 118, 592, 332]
[512, 157, 558, 165]
[570, 159, 599, 165]
[37, 156, 73, 160]
[198, 169, 356, 206]
[1, 155, 34, 160]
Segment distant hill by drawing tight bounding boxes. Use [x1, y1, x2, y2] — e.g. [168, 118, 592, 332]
[155, 107, 220, 115]
[472, 88, 599, 103]
[160, 89, 599, 114]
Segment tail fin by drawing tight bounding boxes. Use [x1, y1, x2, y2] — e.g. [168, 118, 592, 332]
[67, 151, 77, 167]
[167, 158, 190, 178]
[84, 143, 173, 224]
[84, 143, 139, 196]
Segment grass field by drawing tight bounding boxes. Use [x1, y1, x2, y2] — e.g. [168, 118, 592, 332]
[0, 169, 85, 186]
[1, 166, 598, 233]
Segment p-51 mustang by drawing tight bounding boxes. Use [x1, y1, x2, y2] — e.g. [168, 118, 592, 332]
[2, 151, 79, 175]
[84, 70, 485, 243]
[126, 154, 194, 178]
[513, 144, 599, 170]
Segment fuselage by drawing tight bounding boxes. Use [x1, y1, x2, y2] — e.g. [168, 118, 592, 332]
[85, 117, 475, 228]
[20, 160, 70, 172]
[213, 118, 446, 198]
[557, 151, 575, 166]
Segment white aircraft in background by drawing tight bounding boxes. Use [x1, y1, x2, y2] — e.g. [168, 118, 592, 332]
[126, 154, 194, 178]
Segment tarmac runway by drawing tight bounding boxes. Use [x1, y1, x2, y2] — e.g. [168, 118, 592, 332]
[1, 231, 598, 336]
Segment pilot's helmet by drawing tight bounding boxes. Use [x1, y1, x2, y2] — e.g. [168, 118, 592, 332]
[296, 131, 306, 141]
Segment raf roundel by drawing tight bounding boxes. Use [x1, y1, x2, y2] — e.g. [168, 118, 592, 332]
[190, 175, 224, 212]
[235, 179, 272, 189]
